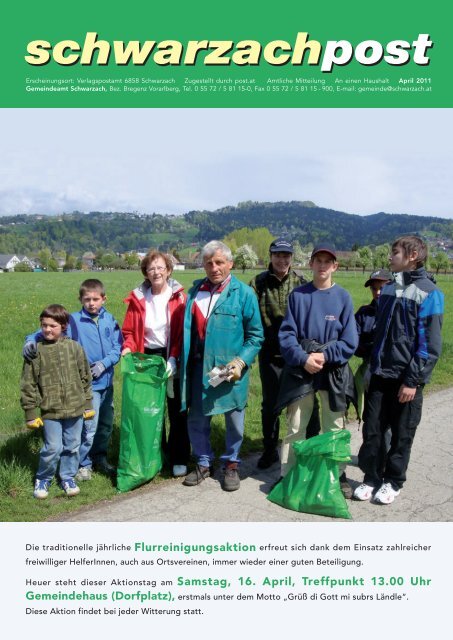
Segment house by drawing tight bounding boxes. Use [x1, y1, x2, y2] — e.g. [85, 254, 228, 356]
[18, 255, 35, 269]
[167, 253, 185, 271]
[0, 254, 21, 272]
[82, 251, 96, 269]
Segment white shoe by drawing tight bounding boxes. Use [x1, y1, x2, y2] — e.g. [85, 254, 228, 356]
[76, 467, 92, 481]
[33, 479, 50, 499]
[173, 465, 188, 477]
[374, 482, 400, 505]
[353, 483, 374, 501]
[61, 479, 80, 497]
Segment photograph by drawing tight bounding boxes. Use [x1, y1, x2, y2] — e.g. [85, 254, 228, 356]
[0, 107, 451, 523]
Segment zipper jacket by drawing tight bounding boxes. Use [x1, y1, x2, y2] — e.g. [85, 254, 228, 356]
[26, 307, 122, 391]
[20, 337, 93, 421]
[371, 268, 444, 386]
[180, 275, 263, 415]
[122, 278, 186, 360]
[249, 266, 307, 355]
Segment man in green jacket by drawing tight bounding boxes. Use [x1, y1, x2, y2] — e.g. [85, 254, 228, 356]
[180, 240, 264, 491]
[250, 238, 320, 470]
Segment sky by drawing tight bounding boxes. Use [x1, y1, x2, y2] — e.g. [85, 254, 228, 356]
[0, 108, 452, 219]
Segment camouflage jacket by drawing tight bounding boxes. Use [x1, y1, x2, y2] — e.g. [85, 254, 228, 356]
[20, 337, 93, 421]
[249, 266, 307, 355]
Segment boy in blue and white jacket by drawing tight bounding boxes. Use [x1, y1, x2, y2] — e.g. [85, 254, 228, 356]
[24, 279, 123, 480]
[354, 236, 444, 505]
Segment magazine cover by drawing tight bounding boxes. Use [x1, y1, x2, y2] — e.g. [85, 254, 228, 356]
[0, 1, 451, 637]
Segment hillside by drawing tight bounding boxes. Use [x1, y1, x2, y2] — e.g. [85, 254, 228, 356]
[0, 202, 452, 254]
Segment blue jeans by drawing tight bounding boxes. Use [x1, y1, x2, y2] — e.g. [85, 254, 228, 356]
[187, 362, 245, 468]
[36, 417, 83, 483]
[79, 386, 114, 468]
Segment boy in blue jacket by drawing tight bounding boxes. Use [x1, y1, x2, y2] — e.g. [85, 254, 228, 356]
[24, 279, 123, 480]
[354, 236, 444, 504]
[278, 245, 358, 496]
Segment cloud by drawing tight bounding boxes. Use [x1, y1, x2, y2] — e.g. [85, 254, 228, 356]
[0, 108, 452, 219]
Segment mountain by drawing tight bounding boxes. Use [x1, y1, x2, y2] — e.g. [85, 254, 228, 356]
[0, 202, 451, 255]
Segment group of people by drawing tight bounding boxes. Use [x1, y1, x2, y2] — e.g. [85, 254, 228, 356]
[21, 234, 444, 510]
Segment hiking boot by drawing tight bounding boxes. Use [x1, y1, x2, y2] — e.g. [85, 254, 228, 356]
[183, 465, 212, 486]
[172, 465, 188, 478]
[93, 458, 116, 477]
[223, 463, 240, 492]
[33, 479, 50, 499]
[61, 479, 80, 497]
[269, 476, 283, 491]
[257, 449, 279, 470]
[76, 467, 92, 481]
[353, 483, 375, 501]
[339, 473, 353, 499]
[373, 482, 400, 505]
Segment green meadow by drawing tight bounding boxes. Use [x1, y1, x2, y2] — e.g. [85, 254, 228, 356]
[0, 269, 451, 521]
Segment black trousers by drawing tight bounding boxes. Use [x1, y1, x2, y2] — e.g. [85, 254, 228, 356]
[145, 347, 190, 466]
[259, 349, 320, 452]
[358, 375, 424, 490]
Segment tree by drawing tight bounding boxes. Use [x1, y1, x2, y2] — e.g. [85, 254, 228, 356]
[429, 251, 450, 274]
[14, 261, 33, 272]
[224, 227, 274, 264]
[99, 253, 117, 270]
[125, 252, 140, 269]
[63, 254, 77, 271]
[47, 258, 58, 272]
[38, 248, 52, 271]
[233, 244, 258, 273]
[291, 241, 306, 266]
[357, 246, 373, 274]
[373, 244, 391, 269]
[340, 255, 357, 271]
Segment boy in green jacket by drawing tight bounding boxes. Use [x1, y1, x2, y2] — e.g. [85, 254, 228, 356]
[20, 304, 94, 499]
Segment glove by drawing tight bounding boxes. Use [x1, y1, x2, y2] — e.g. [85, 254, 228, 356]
[90, 361, 106, 379]
[166, 356, 177, 377]
[226, 358, 246, 382]
[23, 341, 38, 361]
[26, 417, 43, 429]
[83, 409, 96, 419]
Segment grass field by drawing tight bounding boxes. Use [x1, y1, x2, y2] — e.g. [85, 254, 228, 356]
[1, 269, 451, 521]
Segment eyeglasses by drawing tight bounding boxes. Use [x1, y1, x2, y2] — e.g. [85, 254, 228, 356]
[146, 266, 166, 273]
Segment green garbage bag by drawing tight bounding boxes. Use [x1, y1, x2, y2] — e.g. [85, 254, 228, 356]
[268, 430, 352, 519]
[117, 352, 168, 492]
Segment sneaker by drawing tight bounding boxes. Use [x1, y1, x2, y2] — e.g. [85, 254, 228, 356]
[353, 483, 375, 501]
[257, 449, 279, 470]
[223, 463, 240, 492]
[183, 465, 212, 486]
[374, 482, 400, 505]
[61, 479, 80, 497]
[33, 479, 50, 499]
[76, 467, 92, 481]
[172, 465, 188, 477]
[93, 458, 116, 477]
[339, 473, 353, 500]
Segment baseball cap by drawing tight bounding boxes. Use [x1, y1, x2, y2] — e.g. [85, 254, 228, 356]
[310, 244, 337, 260]
[269, 238, 293, 253]
[364, 269, 392, 287]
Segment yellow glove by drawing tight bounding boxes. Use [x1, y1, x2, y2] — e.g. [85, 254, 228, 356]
[83, 409, 96, 419]
[26, 417, 43, 429]
[226, 358, 246, 382]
